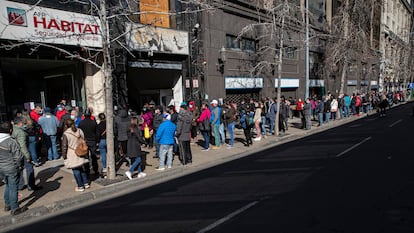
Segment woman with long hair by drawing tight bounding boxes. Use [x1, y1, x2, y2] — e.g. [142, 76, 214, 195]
[125, 116, 146, 180]
[253, 102, 262, 141]
[61, 119, 90, 192]
[197, 103, 211, 151]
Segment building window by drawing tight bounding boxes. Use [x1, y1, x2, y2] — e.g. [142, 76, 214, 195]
[226, 35, 256, 52]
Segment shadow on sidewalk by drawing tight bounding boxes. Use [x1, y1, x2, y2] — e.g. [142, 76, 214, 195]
[18, 166, 63, 209]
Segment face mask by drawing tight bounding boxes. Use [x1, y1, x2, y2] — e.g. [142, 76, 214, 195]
[38, 111, 42, 115]
[58, 107, 63, 111]
[23, 124, 27, 130]
[70, 115, 76, 120]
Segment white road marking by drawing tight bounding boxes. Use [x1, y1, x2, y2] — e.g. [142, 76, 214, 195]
[335, 137, 372, 158]
[389, 119, 402, 128]
[196, 201, 260, 233]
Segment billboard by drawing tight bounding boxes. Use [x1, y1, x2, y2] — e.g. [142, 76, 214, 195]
[0, 1, 102, 48]
[126, 23, 188, 55]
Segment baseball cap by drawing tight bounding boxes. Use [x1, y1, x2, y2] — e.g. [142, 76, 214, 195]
[211, 99, 218, 105]
[44, 107, 51, 113]
[162, 113, 171, 120]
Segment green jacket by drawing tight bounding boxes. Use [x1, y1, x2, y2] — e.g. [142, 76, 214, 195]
[11, 125, 31, 161]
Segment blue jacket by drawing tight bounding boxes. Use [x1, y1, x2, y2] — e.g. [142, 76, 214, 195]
[156, 120, 176, 145]
[210, 106, 221, 125]
[344, 96, 351, 107]
[38, 113, 59, 136]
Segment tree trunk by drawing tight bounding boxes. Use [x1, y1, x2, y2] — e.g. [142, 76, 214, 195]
[100, 0, 116, 179]
[274, 2, 286, 137]
[339, 0, 350, 95]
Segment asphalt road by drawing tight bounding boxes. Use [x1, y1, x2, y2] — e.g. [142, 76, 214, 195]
[7, 103, 414, 233]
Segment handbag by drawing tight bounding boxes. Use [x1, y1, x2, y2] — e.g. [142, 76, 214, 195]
[144, 124, 150, 139]
[200, 117, 210, 131]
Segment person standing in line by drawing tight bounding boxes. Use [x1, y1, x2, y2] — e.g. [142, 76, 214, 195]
[0, 121, 28, 215]
[259, 102, 267, 139]
[61, 119, 90, 192]
[343, 93, 351, 118]
[141, 106, 153, 148]
[316, 99, 324, 127]
[224, 102, 237, 149]
[78, 108, 99, 177]
[152, 106, 163, 159]
[125, 116, 147, 180]
[267, 98, 277, 135]
[240, 107, 253, 147]
[189, 101, 199, 144]
[296, 98, 305, 128]
[253, 102, 262, 141]
[114, 108, 131, 165]
[24, 113, 41, 167]
[12, 117, 41, 191]
[96, 113, 107, 173]
[303, 98, 312, 130]
[176, 102, 193, 165]
[330, 96, 338, 120]
[155, 114, 176, 171]
[210, 100, 221, 149]
[38, 107, 59, 161]
[324, 96, 331, 124]
[198, 103, 211, 151]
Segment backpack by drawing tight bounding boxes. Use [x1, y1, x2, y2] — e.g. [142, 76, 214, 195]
[75, 136, 88, 157]
[248, 112, 254, 125]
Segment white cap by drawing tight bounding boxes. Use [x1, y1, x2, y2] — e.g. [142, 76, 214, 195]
[211, 99, 218, 105]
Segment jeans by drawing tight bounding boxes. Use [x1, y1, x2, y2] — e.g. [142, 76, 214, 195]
[324, 112, 330, 123]
[318, 113, 323, 126]
[44, 134, 58, 160]
[260, 116, 267, 136]
[219, 123, 226, 144]
[159, 144, 173, 168]
[28, 136, 38, 164]
[331, 111, 337, 120]
[153, 129, 160, 157]
[227, 122, 235, 146]
[72, 166, 89, 188]
[3, 172, 20, 210]
[129, 156, 142, 173]
[201, 131, 210, 149]
[19, 159, 35, 189]
[213, 124, 220, 147]
[305, 115, 311, 130]
[269, 117, 275, 135]
[99, 139, 107, 169]
[343, 106, 350, 118]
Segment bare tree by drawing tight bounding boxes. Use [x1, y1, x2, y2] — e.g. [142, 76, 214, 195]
[238, 0, 306, 135]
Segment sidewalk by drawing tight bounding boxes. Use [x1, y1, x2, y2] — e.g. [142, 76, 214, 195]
[0, 111, 381, 229]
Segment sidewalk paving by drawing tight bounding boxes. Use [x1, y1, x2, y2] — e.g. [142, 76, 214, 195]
[0, 109, 388, 229]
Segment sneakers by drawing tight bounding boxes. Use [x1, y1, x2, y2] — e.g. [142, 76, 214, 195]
[102, 168, 107, 173]
[125, 171, 133, 180]
[201, 148, 210, 152]
[212, 146, 221, 149]
[84, 184, 90, 189]
[11, 206, 28, 216]
[137, 172, 147, 178]
[253, 137, 261, 141]
[167, 165, 172, 169]
[75, 187, 85, 192]
[155, 167, 165, 171]
[227, 145, 233, 149]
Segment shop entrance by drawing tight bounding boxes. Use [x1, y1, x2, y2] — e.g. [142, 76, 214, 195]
[0, 57, 82, 119]
[127, 67, 183, 112]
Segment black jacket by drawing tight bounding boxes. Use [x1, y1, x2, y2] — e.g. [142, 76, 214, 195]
[127, 126, 145, 158]
[78, 117, 98, 143]
[96, 120, 106, 140]
[114, 109, 131, 141]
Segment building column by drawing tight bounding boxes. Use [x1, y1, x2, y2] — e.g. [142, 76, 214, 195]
[84, 63, 105, 117]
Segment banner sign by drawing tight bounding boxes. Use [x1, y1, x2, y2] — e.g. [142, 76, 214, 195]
[225, 77, 263, 89]
[0, 1, 102, 47]
[274, 78, 300, 88]
[126, 23, 189, 55]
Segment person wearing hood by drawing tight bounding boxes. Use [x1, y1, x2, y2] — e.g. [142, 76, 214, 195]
[0, 121, 27, 215]
[12, 117, 41, 191]
[176, 102, 193, 165]
[38, 107, 59, 161]
[114, 108, 131, 161]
